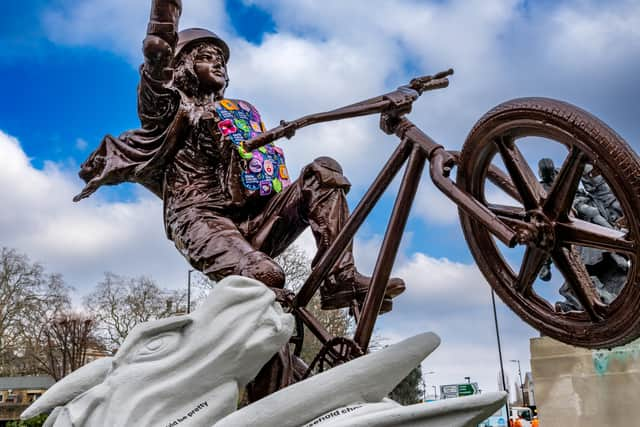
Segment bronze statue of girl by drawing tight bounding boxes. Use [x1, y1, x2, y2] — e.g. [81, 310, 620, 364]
[74, 0, 404, 398]
[75, 0, 404, 313]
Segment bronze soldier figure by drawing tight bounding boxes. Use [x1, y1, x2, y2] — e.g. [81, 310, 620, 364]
[74, 0, 405, 314]
[537, 158, 628, 312]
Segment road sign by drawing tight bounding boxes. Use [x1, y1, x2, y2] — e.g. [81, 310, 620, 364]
[440, 382, 479, 398]
[457, 383, 478, 396]
[441, 385, 458, 399]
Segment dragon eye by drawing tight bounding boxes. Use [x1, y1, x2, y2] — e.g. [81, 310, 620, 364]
[134, 332, 181, 360]
[145, 337, 164, 351]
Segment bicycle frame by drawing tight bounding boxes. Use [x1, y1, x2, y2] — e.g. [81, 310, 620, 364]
[244, 69, 522, 364]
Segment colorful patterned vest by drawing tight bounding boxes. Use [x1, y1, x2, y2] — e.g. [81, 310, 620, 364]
[214, 99, 290, 196]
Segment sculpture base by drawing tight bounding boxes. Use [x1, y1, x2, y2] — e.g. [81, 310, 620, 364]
[531, 336, 640, 427]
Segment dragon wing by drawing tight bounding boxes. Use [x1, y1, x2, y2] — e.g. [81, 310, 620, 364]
[215, 332, 441, 427]
[307, 392, 507, 427]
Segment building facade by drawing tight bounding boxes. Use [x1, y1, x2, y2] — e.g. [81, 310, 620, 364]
[0, 376, 54, 426]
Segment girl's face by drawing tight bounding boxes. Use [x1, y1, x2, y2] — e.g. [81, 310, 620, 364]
[193, 45, 228, 96]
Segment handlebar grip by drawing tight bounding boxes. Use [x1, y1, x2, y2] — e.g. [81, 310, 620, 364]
[409, 68, 454, 94]
[421, 77, 450, 92]
[433, 68, 454, 79]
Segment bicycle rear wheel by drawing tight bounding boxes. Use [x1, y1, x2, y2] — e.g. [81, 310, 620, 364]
[457, 97, 640, 348]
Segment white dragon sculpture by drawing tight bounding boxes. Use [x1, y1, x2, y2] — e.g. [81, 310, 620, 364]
[22, 276, 505, 427]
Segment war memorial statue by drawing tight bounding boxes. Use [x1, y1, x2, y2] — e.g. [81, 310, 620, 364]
[537, 158, 629, 312]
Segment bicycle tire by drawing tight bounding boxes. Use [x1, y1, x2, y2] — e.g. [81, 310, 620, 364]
[456, 97, 640, 348]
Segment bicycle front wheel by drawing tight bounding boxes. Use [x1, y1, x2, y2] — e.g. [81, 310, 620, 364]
[457, 97, 640, 348]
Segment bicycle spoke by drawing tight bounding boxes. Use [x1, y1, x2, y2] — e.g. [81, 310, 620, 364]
[488, 203, 527, 220]
[515, 246, 548, 294]
[555, 219, 635, 255]
[551, 246, 605, 321]
[543, 147, 586, 220]
[494, 135, 544, 209]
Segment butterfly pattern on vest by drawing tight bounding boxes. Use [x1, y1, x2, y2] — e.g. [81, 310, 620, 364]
[215, 99, 291, 196]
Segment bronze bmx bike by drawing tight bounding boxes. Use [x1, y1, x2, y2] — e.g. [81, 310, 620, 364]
[243, 69, 640, 375]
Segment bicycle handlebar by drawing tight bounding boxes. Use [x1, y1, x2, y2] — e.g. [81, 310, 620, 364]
[242, 68, 454, 151]
[241, 120, 297, 151]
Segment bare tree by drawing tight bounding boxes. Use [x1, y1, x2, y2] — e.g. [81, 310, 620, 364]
[276, 245, 313, 290]
[0, 247, 71, 376]
[84, 273, 186, 350]
[28, 312, 99, 381]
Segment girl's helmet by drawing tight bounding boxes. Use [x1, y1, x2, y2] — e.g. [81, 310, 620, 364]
[175, 28, 230, 63]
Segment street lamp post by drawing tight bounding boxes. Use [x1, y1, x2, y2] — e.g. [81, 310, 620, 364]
[187, 269, 194, 314]
[423, 370, 435, 401]
[491, 289, 510, 419]
[432, 385, 437, 400]
[510, 359, 525, 406]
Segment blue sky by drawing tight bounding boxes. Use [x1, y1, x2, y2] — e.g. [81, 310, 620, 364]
[2, 0, 640, 399]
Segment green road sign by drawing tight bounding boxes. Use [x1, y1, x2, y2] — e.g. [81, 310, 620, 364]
[457, 383, 478, 396]
[440, 382, 479, 398]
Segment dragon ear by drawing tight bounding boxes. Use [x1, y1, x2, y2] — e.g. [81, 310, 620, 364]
[21, 357, 113, 420]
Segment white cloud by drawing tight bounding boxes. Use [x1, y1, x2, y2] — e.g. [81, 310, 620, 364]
[396, 252, 486, 301]
[250, 0, 524, 133]
[42, 0, 230, 63]
[414, 179, 459, 225]
[0, 130, 191, 295]
[75, 138, 88, 151]
[547, 0, 640, 69]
